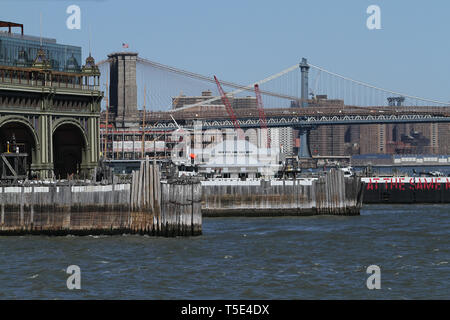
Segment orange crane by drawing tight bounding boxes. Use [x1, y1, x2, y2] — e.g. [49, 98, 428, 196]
[214, 75, 243, 139]
[254, 84, 270, 148]
[172, 90, 183, 110]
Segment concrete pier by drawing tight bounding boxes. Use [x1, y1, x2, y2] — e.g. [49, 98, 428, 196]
[0, 161, 202, 236]
[0, 183, 131, 235]
[201, 169, 364, 216]
[0, 167, 363, 235]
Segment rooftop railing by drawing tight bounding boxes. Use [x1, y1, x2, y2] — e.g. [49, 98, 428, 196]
[0, 66, 100, 91]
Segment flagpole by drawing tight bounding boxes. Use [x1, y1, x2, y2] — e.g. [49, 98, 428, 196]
[142, 85, 146, 159]
[104, 75, 109, 159]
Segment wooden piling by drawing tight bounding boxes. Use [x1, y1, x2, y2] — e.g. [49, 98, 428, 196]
[129, 160, 202, 236]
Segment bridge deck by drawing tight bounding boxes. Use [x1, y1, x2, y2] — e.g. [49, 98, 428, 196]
[101, 105, 450, 129]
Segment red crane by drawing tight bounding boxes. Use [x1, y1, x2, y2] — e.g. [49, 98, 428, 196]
[214, 75, 243, 139]
[254, 84, 271, 148]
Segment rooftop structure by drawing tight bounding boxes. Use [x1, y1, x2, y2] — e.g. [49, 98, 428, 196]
[0, 21, 82, 72]
[0, 21, 23, 35]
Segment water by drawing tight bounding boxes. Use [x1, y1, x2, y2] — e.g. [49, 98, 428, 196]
[0, 204, 448, 299]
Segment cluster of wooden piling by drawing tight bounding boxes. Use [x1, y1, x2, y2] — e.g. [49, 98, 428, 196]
[314, 169, 364, 215]
[129, 158, 161, 234]
[128, 157, 202, 236]
[130, 157, 161, 212]
[161, 177, 202, 236]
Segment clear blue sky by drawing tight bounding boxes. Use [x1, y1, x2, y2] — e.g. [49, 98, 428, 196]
[2, 0, 449, 102]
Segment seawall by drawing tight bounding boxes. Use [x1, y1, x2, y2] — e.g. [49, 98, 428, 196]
[0, 160, 202, 236]
[201, 169, 364, 217]
[0, 184, 131, 235]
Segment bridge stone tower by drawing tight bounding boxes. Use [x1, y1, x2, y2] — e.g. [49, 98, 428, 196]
[298, 58, 312, 158]
[108, 52, 138, 128]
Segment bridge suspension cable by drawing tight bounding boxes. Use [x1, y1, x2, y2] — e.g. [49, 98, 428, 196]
[98, 54, 448, 109]
[168, 63, 301, 112]
[137, 57, 300, 109]
[309, 63, 450, 106]
[96, 59, 110, 66]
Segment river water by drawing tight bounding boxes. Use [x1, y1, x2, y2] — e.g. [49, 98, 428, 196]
[0, 204, 448, 300]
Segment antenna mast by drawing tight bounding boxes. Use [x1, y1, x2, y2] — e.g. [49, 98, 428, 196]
[39, 13, 43, 47]
[89, 25, 92, 55]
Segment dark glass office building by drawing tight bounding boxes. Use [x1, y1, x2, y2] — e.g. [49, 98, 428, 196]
[0, 31, 82, 72]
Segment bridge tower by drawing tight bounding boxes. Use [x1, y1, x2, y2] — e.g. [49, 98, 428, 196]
[108, 52, 138, 128]
[298, 57, 312, 158]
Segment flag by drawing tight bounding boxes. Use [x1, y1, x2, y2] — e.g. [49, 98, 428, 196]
[122, 43, 129, 49]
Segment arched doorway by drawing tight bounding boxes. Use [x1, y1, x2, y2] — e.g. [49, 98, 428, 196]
[0, 120, 37, 172]
[53, 123, 86, 178]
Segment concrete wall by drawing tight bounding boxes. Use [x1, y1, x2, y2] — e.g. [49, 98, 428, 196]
[0, 180, 202, 236]
[0, 184, 130, 235]
[201, 170, 364, 216]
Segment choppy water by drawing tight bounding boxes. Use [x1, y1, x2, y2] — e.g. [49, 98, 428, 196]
[0, 204, 448, 299]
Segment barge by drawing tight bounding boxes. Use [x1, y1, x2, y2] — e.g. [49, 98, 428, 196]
[362, 176, 450, 204]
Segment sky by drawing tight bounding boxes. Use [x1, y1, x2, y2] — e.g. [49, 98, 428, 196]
[2, 0, 450, 103]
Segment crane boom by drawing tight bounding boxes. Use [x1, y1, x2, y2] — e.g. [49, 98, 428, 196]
[214, 75, 243, 138]
[254, 84, 271, 148]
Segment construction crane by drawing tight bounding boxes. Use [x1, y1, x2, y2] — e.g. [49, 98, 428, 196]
[171, 90, 184, 110]
[254, 84, 270, 148]
[214, 75, 243, 139]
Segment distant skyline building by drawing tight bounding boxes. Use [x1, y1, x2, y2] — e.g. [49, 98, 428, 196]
[305, 96, 450, 157]
[270, 127, 294, 156]
[172, 90, 257, 110]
